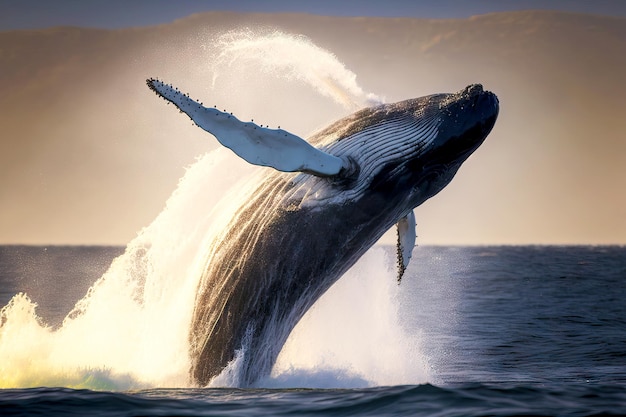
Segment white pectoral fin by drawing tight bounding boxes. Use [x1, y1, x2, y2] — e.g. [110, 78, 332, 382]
[396, 210, 416, 283]
[147, 78, 345, 177]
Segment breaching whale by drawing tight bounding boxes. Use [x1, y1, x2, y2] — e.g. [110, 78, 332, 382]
[146, 79, 499, 386]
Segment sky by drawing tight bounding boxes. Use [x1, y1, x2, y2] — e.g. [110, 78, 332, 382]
[2, 0, 626, 31]
[1, 1, 625, 245]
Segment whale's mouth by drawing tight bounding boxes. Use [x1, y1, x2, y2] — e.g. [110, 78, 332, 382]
[449, 112, 498, 162]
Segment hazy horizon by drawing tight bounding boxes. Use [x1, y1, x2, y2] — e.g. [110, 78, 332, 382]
[3, 0, 626, 31]
[1, 9, 625, 246]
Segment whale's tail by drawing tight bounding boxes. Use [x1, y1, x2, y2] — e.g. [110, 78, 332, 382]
[147, 79, 347, 177]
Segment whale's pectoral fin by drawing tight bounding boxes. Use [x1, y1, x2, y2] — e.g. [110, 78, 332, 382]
[147, 78, 346, 177]
[396, 210, 416, 283]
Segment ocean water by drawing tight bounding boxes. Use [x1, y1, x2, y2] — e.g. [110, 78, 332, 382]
[1, 245, 625, 416]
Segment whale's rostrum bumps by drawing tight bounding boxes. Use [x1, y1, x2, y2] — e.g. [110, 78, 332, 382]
[146, 78, 499, 386]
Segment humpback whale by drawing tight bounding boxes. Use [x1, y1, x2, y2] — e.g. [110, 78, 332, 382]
[146, 79, 499, 386]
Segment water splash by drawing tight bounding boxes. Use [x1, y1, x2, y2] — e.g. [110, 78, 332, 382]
[0, 150, 258, 389]
[0, 158, 428, 389]
[266, 247, 431, 388]
[212, 29, 383, 109]
[0, 30, 426, 390]
[201, 246, 431, 389]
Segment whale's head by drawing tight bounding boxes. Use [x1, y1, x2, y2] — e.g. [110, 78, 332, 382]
[408, 84, 499, 203]
[317, 84, 499, 210]
[427, 84, 498, 165]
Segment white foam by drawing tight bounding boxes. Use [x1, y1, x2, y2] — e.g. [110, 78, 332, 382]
[0, 150, 257, 389]
[266, 247, 431, 388]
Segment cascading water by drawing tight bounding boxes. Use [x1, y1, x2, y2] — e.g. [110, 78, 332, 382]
[0, 30, 428, 390]
[0, 149, 257, 389]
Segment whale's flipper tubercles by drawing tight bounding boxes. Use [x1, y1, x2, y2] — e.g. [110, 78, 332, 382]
[147, 78, 346, 177]
[396, 210, 416, 283]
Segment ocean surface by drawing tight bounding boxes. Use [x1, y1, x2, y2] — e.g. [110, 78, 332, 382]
[1, 245, 625, 416]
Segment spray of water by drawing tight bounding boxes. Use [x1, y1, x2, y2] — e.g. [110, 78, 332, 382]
[265, 247, 431, 388]
[0, 150, 257, 389]
[0, 30, 427, 390]
[212, 29, 383, 109]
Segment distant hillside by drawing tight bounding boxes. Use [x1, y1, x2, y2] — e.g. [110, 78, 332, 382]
[1, 11, 625, 244]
